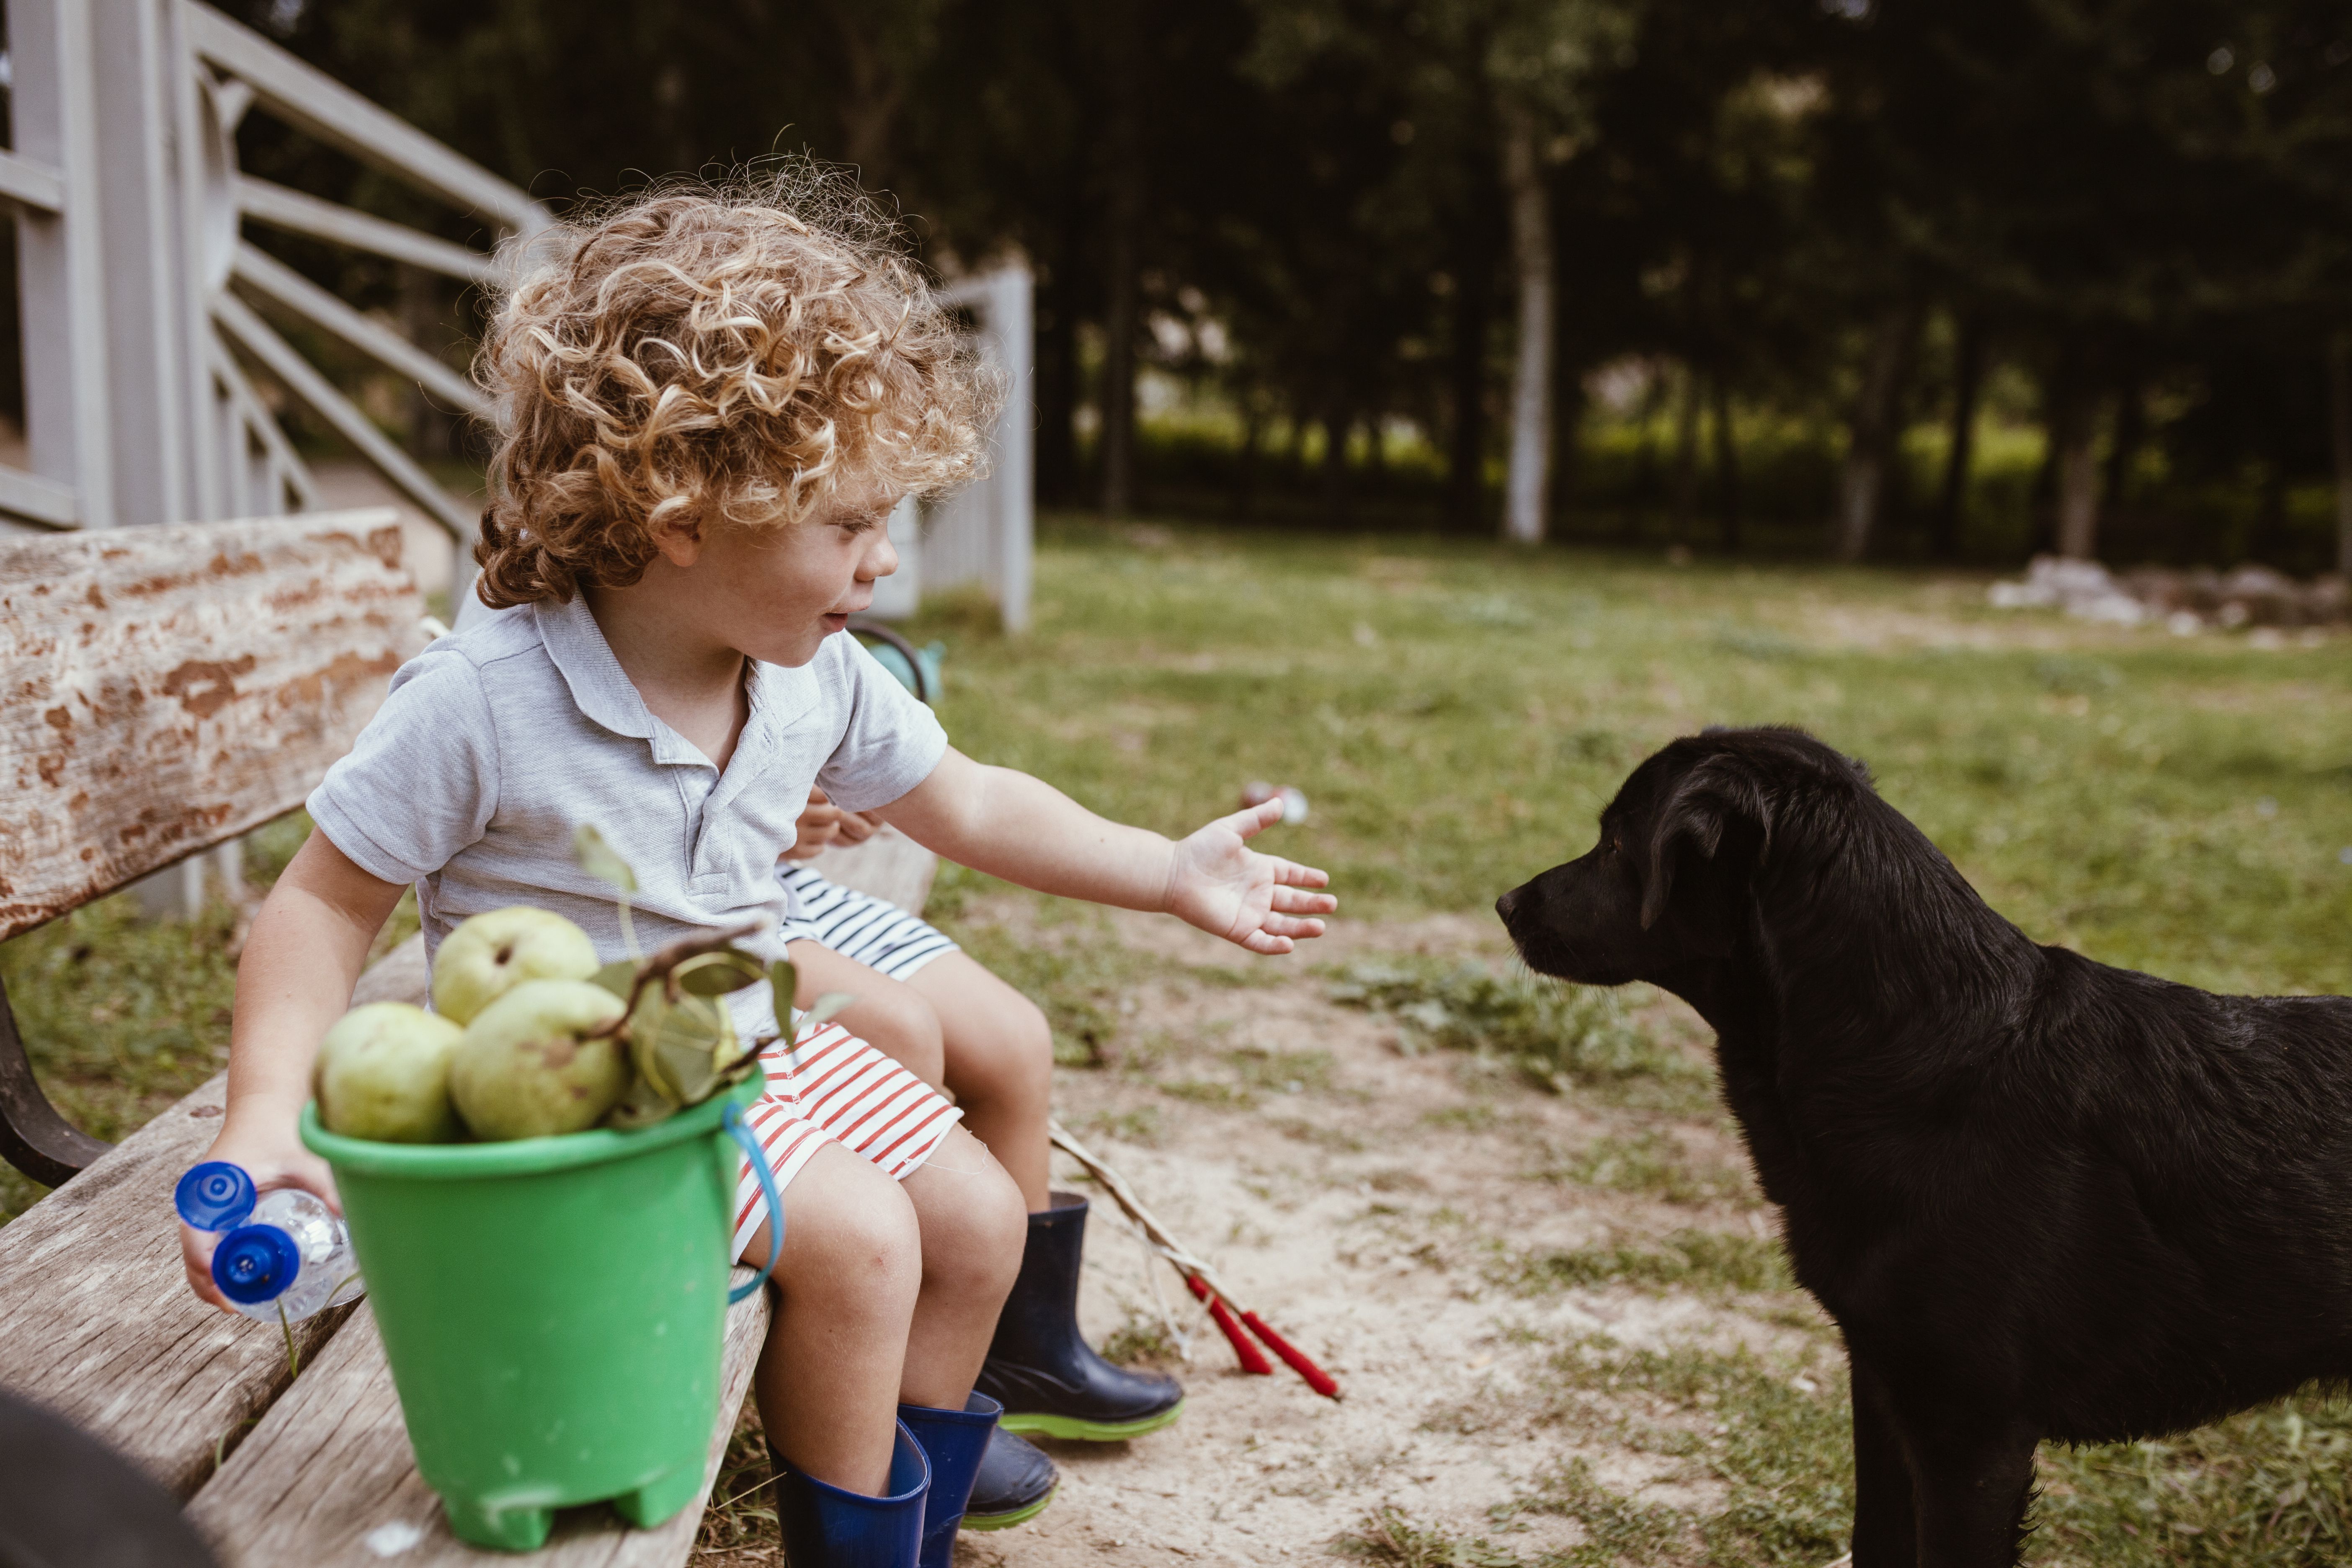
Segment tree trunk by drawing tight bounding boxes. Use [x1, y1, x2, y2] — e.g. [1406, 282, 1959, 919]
[1098, 3, 1142, 517]
[1834, 299, 1921, 562]
[1710, 370, 1742, 553]
[1669, 361, 1702, 541]
[2331, 332, 2352, 577]
[1319, 402, 1351, 526]
[824, 2, 903, 186]
[1930, 315, 1985, 559]
[1550, 371, 1584, 539]
[2053, 389, 2103, 560]
[1035, 195, 1086, 505]
[1444, 234, 1494, 532]
[1232, 398, 1261, 521]
[1499, 111, 1553, 545]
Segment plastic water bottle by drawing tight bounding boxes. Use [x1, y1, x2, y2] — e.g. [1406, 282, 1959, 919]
[175, 1162, 365, 1323]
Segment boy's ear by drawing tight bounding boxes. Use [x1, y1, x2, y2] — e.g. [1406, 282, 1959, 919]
[648, 511, 705, 568]
[1641, 756, 1772, 929]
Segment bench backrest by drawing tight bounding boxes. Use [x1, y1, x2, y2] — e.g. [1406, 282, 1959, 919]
[0, 509, 424, 940]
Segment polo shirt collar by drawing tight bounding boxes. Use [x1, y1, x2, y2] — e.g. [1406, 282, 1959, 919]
[534, 593, 820, 773]
[533, 594, 685, 758]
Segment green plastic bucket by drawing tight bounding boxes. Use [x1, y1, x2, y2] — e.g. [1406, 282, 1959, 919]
[301, 1070, 778, 1550]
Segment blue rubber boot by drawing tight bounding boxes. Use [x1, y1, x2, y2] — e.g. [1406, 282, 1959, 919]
[896, 1393, 1001, 1568]
[770, 1420, 929, 1568]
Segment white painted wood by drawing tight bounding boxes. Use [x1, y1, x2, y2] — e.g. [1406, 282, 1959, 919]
[231, 242, 487, 415]
[208, 340, 319, 513]
[0, 149, 66, 214]
[0, 465, 83, 529]
[181, 1, 543, 237]
[916, 267, 1033, 632]
[235, 175, 502, 286]
[12, 0, 118, 529]
[211, 292, 476, 544]
[92, 0, 201, 531]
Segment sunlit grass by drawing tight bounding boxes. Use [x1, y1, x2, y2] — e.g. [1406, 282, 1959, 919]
[913, 518, 2352, 997]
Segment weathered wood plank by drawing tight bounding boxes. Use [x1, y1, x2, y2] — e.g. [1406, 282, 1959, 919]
[801, 824, 937, 917]
[0, 1071, 355, 1498]
[0, 509, 424, 940]
[351, 933, 430, 1008]
[189, 1286, 772, 1566]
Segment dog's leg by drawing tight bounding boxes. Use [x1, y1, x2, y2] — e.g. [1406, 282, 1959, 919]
[1848, 1364, 1917, 1568]
[1902, 1417, 2039, 1568]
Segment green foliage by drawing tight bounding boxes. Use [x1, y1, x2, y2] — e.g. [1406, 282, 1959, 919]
[1339, 1505, 1527, 1568]
[918, 525, 2352, 995]
[1498, 1228, 1791, 1297]
[0, 896, 246, 1225]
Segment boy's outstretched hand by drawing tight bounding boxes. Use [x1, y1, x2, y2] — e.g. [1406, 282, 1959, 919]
[1165, 798, 1336, 955]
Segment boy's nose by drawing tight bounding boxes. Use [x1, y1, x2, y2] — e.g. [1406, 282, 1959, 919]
[862, 526, 900, 581]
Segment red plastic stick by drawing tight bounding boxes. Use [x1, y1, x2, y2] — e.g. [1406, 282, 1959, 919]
[1188, 1274, 1272, 1374]
[1240, 1311, 1342, 1401]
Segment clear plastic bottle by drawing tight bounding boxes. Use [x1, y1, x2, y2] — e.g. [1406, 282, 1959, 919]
[174, 1161, 366, 1323]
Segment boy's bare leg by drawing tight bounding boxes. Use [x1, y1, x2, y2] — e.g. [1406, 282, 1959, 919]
[787, 939, 946, 1088]
[909, 953, 1055, 1211]
[743, 1141, 921, 1495]
[895, 1124, 1028, 1406]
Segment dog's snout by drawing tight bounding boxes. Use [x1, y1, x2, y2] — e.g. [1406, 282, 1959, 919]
[1495, 887, 1521, 923]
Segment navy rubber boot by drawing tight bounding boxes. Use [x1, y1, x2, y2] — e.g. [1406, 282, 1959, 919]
[896, 1393, 1001, 1567]
[960, 1426, 1060, 1532]
[770, 1419, 929, 1568]
[975, 1192, 1186, 1442]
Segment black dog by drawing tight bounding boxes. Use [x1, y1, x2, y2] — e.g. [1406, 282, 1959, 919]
[1496, 725, 2352, 1568]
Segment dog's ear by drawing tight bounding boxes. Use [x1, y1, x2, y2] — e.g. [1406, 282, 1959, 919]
[1641, 755, 1773, 929]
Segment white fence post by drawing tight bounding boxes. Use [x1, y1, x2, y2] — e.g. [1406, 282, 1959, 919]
[906, 265, 1033, 632]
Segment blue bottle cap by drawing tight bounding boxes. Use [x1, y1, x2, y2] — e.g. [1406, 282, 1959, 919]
[175, 1162, 255, 1233]
[211, 1224, 300, 1305]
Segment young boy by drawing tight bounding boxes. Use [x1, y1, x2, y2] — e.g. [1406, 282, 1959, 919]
[177, 179, 1333, 1568]
[781, 799, 1187, 1529]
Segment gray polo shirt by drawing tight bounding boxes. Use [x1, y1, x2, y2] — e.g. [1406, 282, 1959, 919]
[308, 593, 948, 1036]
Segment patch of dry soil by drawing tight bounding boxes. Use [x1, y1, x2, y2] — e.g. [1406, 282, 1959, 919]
[697, 907, 1816, 1567]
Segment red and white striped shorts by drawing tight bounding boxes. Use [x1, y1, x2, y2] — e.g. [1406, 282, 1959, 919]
[730, 1020, 963, 1261]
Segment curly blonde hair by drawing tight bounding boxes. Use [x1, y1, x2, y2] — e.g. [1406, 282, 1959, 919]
[472, 168, 997, 607]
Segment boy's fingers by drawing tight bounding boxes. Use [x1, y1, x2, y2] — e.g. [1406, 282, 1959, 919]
[1259, 913, 1326, 939]
[1238, 929, 1295, 955]
[1266, 859, 1330, 888]
[1220, 799, 1286, 840]
[1270, 887, 1337, 914]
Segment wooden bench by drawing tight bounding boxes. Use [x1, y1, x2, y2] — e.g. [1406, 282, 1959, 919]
[0, 514, 936, 1565]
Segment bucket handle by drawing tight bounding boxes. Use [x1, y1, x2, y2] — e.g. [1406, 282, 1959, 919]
[725, 1103, 784, 1305]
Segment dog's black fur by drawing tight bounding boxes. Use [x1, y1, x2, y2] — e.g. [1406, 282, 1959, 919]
[1496, 726, 2352, 1568]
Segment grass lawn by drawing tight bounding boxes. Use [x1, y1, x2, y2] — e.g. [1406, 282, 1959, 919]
[5, 516, 2349, 1563]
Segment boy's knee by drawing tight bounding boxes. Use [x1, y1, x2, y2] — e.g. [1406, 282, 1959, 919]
[920, 1153, 1027, 1298]
[798, 1176, 923, 1306]
[945, 983, 1054, 1101]
[846, 983, 946, 1086]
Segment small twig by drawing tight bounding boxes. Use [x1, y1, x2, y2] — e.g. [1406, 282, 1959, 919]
[587, 921, 765, 1038]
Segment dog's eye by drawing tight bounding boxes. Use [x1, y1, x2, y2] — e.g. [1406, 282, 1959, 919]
[1609, 832, 1623, 854]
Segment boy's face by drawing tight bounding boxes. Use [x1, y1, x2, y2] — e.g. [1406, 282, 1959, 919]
[652, 487, 901, 668]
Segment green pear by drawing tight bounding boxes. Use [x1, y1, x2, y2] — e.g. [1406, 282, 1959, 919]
[433, 908, 601, 1026]
[449, 979, 631, 1140]
[315, 1002, 465, 1142]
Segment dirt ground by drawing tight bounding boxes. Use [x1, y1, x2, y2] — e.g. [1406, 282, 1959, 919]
[700, 898, 1821, 1567]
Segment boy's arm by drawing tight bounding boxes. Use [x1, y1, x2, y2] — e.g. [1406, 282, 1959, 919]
[179, 830, 407, 1310]
[874, 748, 1335, 954]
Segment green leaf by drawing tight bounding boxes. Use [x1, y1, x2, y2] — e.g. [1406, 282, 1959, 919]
[573, 824, 637, 894]
[588, 959, 638, 1001]
[606, 1074, 679, 1131]
[768, 960, 799, 1015]
[676, 949, 764, 997]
